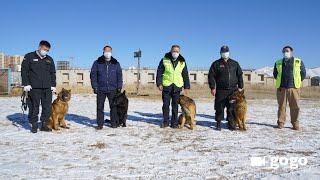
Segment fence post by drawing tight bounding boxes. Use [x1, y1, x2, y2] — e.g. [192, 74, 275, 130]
[8, 68, 11, 95]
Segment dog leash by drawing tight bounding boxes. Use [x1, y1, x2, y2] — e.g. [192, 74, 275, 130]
[21, 91, 29, 126]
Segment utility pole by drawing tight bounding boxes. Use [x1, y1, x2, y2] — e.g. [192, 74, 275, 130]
[134, 48, 142, 95]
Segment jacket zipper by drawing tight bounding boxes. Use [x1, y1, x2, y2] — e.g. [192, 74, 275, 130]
[106, 63, 109, 92]
[228, 68, 231, 88]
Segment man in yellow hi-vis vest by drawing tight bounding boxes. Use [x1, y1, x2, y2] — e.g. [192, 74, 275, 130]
[156, 45, 190, 128]
[273, 46, 306, 130]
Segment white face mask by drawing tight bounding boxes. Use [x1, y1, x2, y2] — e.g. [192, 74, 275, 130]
[221, 52, 230, 59]
[172, 52, 179, 59]
[40, 49, 48, 56]
[283, 52, 291, 59]
[104, 52, 112, 59]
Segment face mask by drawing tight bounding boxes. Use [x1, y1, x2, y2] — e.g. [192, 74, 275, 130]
[172, 52, 179, 59]
[40, 50, 48, 56]
[104, 52, 112, 59]
[221, 52, 230, 59]
[283, 52, 291, 59]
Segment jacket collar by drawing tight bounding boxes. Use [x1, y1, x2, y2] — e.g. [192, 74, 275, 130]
[97, 55, 118, 64]
[218, 58, 233, 63]
[164, 52, 185, 62]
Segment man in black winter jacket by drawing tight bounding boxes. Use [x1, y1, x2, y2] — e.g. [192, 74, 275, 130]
[21, 40, 56, 133]
[208, 46, 244, 130]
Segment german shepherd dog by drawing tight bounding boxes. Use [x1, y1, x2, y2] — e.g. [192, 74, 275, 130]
[178, 95, 196, 130]
[105, 90, 128, 127]
[47, 88, 71, 130]
[229, 89, 247, 131]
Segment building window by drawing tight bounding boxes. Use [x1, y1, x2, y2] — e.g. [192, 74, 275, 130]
[63, 82, 69, 86]
[204, 74, 208, 83]
[190, 73, 197, 81]
[259, 74, 264, 81]
[62, 73, 69, 81]
[77, 73, 83, 81]
[245, 74, 251, 81]
[148, 73, 155, 81]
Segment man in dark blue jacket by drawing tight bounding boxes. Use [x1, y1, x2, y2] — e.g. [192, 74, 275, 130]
[156, 45, 190, 128]
[90, 45, 123, 129]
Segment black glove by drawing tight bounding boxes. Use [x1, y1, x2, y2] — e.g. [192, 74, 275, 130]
[117, 89, 121, 93]
[93, 88, 99, 94]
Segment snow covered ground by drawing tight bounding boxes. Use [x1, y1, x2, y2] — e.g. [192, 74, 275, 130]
[0, 94, 319, 179]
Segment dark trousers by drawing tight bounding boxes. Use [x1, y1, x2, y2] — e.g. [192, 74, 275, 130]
[214, 89, 236, 123]
[162, 89, 180, 127]
[97, 91, 118, 127]
[27, 88, 52, 125]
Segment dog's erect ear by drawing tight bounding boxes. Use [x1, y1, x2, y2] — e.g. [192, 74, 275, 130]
[69, 89, 71, 92]
[123, 90, 126, 95]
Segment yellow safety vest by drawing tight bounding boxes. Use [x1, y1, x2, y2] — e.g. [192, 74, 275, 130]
[162, 57, 185, 87]
[275, 58, 302, 88]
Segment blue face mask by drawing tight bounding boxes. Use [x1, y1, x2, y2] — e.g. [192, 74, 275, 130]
[104, 52, 112, 59]
[283, 52, 291, 59]
[40, 50, 48, 56]
[221, 52, 230, 59]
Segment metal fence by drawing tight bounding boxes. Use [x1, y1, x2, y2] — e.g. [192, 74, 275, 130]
[0, 68, 11, 94]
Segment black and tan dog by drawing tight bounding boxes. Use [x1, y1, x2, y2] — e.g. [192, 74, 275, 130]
[229, 89, 247, 131]
[105, 90, 128, 127]
[178, 95, 196, 130]
[47, 88, 71, 130]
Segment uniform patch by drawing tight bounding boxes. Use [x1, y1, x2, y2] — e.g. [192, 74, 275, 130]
[46, 60, 51, 63]
[220, 64, 225, 68]
[33, 59, 38, 62]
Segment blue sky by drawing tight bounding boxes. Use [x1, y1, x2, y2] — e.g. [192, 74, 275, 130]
[1, 0, 319, 69]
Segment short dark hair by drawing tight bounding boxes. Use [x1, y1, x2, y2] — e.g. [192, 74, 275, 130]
[103, 45, 112, 51]
[171, 45, 180, 49]
[39, 40, 51, 48]
[283, 46, 293, 51]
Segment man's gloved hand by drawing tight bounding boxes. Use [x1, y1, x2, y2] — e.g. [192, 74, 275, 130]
[93, 88, 99, 94]
[117, 89, 121, 93]
[24, 85, 32, 92]
[51, 87, 56, 93]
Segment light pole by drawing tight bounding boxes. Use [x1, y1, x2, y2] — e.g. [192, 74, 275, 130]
[134, 48, 142, 95]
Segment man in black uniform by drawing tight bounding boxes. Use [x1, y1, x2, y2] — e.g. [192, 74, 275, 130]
[21, 40, 56, 133]
[208, 46, 244, 130]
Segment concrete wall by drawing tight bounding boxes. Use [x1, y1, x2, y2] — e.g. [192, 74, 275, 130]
[56, 70, 91, 87]
[54, 69, 313, 87]
[10, 69, 313, 87]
